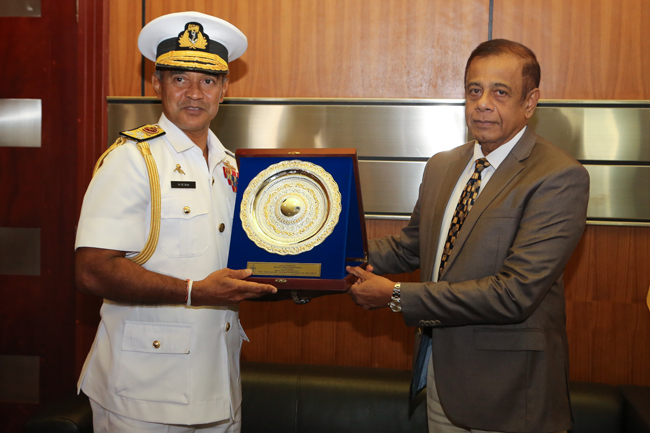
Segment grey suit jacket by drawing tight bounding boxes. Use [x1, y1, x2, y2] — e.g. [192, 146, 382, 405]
[369, 128, 589, 432]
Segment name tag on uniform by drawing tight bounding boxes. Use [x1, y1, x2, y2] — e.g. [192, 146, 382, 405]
[171, 181, 196, 189]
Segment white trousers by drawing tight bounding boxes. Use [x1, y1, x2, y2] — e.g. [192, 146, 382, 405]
[90, 399, 241, 433]
[426, 355, 565, 433]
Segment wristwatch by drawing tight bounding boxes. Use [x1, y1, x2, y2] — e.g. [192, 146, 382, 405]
[388, 282, 402, 313]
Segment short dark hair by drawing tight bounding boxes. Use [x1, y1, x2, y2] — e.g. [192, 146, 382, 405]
[464, 39, 540, 102]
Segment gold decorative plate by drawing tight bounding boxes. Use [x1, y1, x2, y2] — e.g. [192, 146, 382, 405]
[240, 160, 342, 255]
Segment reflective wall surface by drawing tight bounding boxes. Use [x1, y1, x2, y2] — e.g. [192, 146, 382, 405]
[108, 98, 650, 225]
[0, 99, 42, 148]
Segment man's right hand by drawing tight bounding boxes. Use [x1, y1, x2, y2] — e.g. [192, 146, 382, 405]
[192, 268, 277, 306]
[75, 247, 275, 306]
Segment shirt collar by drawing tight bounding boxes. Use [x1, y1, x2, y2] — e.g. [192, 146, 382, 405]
[472, 125, 527, 169]
[207, 128, 226, 169]
[157, 113, 227, 163]
[157, 113, 196, 153]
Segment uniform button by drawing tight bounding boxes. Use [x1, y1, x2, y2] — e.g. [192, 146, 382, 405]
[219, 223, 225, 233]
[153, 340, 161, 349]
[225, 322, 231, 332]
[183, 206, 191, 214]
[212, 177, 215, 185]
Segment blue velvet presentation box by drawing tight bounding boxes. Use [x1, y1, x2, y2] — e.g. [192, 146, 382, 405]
[227, 149, 368, 291]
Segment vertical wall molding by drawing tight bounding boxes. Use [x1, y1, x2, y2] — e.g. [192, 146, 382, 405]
[76, 0, 109, 375]
[77, 0, 108, 209]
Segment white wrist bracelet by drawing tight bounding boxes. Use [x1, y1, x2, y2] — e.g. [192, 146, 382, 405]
[186, 279, 193, 307]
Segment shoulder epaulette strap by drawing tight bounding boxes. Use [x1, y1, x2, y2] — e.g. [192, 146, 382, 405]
[129, 140, 161, 265]
[225, 149, 235, 158]
[120, 124, 166, 142]
[91, 130, 163, 266]
[92, 125, 165, 176]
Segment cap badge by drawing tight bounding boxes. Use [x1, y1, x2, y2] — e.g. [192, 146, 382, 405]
[178, 22, 208, 50]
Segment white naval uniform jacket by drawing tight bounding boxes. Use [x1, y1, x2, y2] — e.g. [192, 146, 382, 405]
[75, 113, 246, 425]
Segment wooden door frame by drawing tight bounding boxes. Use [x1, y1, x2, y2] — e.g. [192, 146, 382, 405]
[75, 0, 109, 374]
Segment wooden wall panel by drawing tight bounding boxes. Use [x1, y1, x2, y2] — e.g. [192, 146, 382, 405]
[565, 226, 650, 386]
[108, 0, 142, 97]
[108, 0, 490, 98]
[493, 0, 650, 99]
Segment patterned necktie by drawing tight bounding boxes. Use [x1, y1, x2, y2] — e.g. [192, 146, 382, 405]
[438, 157, 491, 279]
[410, 157, 491, 401]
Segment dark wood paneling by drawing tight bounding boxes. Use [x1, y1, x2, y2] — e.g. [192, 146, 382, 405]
[493, 0, 650, 99]
[0, 1, 79, 430]
[0, 149, 42, 227]
[108, 0, 490, 97]
[76, 0, 109, 376]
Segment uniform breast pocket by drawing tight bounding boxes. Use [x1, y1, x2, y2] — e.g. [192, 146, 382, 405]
[115, 321, 192, 404]
[159, 194, 210, 258]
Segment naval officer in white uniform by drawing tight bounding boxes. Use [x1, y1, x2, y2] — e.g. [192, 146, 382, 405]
[75, 11, 277, 433]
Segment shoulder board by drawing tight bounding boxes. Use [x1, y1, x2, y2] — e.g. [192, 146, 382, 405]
[120, 124, 166, 142]
[225, 149, 235, 158]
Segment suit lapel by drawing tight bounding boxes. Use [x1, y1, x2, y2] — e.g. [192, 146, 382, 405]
[423, 143, 473, 280]
[438, 129, 537, 281]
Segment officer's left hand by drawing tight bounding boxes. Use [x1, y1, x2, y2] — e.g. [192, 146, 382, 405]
[346, 265, 394, 310]
[193, 268, 277, 306]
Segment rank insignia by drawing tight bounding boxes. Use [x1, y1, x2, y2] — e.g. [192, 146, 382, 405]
[223, 165, 238, 193]
[120, 124, 166, 142]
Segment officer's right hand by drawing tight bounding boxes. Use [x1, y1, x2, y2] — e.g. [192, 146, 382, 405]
[192, 268, 277, 306]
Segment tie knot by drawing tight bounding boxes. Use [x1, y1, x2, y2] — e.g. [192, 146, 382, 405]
[475, 158, 490, 173]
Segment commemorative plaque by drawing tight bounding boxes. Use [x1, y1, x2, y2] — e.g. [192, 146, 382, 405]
[227, 149, 368, 291]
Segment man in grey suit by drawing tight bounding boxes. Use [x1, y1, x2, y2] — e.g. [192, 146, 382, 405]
[346, 39, 589, 433]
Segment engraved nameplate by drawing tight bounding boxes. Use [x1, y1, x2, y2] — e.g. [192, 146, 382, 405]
[247, 262, 321, 277]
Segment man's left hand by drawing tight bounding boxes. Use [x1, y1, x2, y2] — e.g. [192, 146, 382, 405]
[346, 265, 395, 310]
